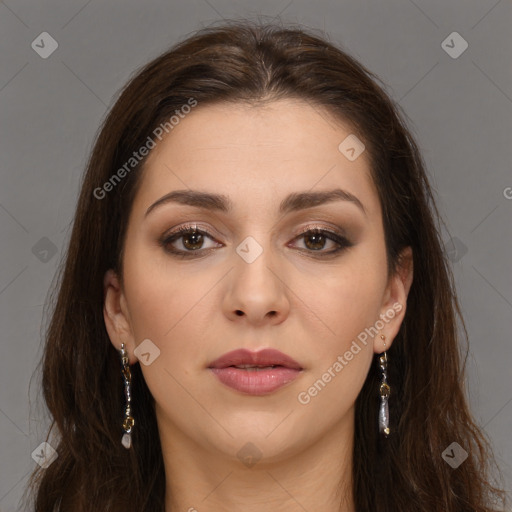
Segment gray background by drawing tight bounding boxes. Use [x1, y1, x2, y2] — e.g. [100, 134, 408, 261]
[0, 0, 511, 510]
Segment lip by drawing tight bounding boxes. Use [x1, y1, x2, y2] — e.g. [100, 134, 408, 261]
[208, 348, 303, 396]
[208, 348, 303, 370]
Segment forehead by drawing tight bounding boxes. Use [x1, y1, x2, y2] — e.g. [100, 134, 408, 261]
[133, 99, 380, 218]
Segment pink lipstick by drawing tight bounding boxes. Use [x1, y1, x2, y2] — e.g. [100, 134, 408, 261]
[208, 348, 303, 395]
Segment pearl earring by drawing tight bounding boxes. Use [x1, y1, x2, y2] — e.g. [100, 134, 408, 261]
[378, 334, 391, 437]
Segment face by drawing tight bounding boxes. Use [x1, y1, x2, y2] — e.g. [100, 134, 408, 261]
[104, 98, 412, 463]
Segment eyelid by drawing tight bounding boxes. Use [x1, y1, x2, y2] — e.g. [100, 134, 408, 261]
[161, 222, 347, 242]
[160, 222, 221, 241]
[294, 222, 348, 238]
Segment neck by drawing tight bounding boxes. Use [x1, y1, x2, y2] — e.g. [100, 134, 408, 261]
[159, 405, 356, 512]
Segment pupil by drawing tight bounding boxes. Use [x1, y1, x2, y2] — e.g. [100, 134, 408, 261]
[183, 231, 203, 250]
[305, 233, 325, 250]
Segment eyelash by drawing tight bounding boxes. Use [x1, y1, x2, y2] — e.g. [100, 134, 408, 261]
[159, 223, 353, 259]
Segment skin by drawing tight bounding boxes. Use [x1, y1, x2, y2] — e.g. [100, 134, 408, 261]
[103, 98, 413, 512]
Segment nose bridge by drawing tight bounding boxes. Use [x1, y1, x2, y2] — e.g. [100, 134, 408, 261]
[224, 232, 290, 324]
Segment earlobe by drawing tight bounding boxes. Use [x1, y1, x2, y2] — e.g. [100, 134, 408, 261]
[103, 269, 136, 363]
[375, 246, 414, 353]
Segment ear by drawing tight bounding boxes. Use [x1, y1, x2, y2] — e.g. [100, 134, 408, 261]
[103, 269, 137, 365]
[374, 246, 413, 354]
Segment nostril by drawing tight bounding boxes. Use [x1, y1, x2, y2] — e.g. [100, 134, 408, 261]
[235, 310, 244, 316]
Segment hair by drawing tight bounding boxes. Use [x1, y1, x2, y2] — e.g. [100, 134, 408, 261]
[24, 19, 507, 512]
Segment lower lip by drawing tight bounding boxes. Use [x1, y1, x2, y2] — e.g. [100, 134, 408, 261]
[209, 367, 302, 395]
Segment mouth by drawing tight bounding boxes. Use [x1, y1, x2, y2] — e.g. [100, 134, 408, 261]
[207, 348, 303, 370]
[227, 364, 285, 370]
[207, 348, 303, 395]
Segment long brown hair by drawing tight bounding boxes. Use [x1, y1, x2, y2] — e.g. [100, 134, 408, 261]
[25, 20, 507, 511]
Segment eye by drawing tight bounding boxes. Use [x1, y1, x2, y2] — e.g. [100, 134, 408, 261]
[159, 224, 353, 259]
[289, 227, 353, 256]
[159, 224, 222, 258]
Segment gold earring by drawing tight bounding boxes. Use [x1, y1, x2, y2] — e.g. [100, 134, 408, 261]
[119, 343, 135, 449]
[378, 334, 391, 437]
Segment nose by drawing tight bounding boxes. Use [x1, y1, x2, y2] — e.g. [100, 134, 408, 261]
[222, 242, 291, 327]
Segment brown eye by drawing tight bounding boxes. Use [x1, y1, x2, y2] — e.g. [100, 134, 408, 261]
[159, 225, 222, 257]
[181, 231, 204, 250]
[291, 228, 353, 256]
[303, 231, 328, 251]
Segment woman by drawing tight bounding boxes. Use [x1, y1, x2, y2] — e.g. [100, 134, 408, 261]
[25, 21, 507, 512]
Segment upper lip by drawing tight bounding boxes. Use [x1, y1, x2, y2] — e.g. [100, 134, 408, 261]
[208, 348, 303, 370]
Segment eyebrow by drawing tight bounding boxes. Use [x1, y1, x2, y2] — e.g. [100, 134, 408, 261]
[144, 188, 366, 217]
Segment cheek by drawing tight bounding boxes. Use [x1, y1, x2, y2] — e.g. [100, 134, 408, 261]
[294, 264, 384, 413]
[305, 258, 386, 348]
[122, 254, 211, 404]
[121, 243, 205, 342]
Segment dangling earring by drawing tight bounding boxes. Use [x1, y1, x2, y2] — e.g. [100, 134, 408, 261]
[378, 334, 391, 437]
[119, 343, 135, 449]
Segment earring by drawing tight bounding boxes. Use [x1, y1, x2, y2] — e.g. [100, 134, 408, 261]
[119, 343, 135, 449]
[378, 334, 391, 437]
